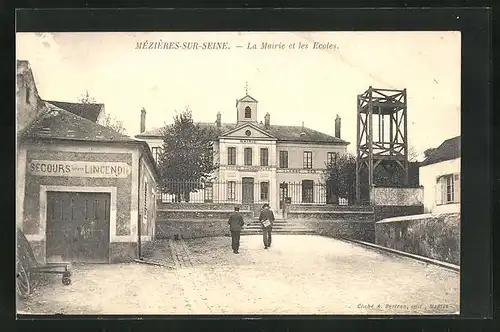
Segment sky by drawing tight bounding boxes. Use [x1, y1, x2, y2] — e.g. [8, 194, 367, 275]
[16, 31, 461, 159]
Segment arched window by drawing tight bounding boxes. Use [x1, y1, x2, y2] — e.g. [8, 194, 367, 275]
[244, 106, 252, 118]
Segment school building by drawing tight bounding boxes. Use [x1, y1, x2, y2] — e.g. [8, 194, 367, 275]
[135, 92, 350, 213]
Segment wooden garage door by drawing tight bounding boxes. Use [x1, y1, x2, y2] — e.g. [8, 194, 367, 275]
[46, 192, 110, 263]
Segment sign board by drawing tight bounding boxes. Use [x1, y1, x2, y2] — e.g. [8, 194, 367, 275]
[28, 160, 130, 178]
[277, 168, 322, 174]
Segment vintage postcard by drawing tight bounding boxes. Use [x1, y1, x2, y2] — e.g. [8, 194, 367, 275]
[16, 31, 460, 315]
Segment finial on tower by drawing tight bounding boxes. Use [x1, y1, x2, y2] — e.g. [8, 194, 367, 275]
[245, 81, 249, 95]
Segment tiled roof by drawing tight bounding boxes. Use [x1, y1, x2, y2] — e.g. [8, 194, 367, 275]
[238, 94, 258, 103]
[136, 122, 349, 145]
[265, 125, 347, 144]
[21, 102, 161, 181]
[22, 102, 133, 142]
[44, 100, 104, 123]
[420, 136, 460, 166]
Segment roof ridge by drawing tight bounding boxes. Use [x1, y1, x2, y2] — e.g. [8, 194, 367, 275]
[420, 135, 460, 166]
[45, 99, 105, 107]
[34, 102, 132, 140]
[136, 120, 348, 144]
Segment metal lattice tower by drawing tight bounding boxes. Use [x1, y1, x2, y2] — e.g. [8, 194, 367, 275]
[355, 86, 409, 203]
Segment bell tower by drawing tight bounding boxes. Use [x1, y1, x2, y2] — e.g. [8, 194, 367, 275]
[236, 82, 258, 125]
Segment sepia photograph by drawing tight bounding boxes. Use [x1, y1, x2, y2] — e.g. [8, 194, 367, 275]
[16, 31, 461, 315]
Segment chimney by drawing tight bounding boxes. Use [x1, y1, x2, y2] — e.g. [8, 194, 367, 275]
[264, 112, 270, 129]
[140, 108, 146, 133]
[216, 112, 221, 127]
[334, 114, 341, 139]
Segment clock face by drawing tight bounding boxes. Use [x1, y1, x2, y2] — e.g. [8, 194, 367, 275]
[245, 130, 251, 136]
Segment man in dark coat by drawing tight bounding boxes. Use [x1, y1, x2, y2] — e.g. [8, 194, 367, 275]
[228, 206, 245, 254]
[259, 203, 275, 249]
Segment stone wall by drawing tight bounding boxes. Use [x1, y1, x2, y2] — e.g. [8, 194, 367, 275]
[288, 204, 373, 212]
[375, 213, 460, 265]
[157, 202, 246, 211]
[157, 210, 253, 220]
[371, 186, 424, 206]
[287, 211, 374, 222]
[373, 205, 424, 222]
[155, 220, 230, 239]
[155, 202, 254, 239]
[302, 220, 375, 243]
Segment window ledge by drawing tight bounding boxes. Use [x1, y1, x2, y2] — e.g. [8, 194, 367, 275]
[436, 201, 460, 206]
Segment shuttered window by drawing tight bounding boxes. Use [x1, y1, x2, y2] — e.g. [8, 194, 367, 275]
[436, 173, 460, 205]
[244, 148, 253, 166]
[260, 148, 269, 166]
[228, 147, 236, 165]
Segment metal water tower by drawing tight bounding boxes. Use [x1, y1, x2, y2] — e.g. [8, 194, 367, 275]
[355, 86, 409, 203]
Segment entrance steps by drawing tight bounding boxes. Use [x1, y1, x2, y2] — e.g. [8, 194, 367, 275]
[240, 218, 316, 235]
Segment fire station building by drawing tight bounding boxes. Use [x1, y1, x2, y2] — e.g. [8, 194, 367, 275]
[16, 60, 159, 264]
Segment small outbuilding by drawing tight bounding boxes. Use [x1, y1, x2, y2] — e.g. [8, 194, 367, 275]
[17, 102, 160, 263]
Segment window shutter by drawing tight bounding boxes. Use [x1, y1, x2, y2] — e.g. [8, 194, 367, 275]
[435, 177, 443, 205]
[454, 173, 460, 203]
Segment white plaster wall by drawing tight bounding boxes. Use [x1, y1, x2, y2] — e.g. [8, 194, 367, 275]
[276, 142, 347, 169]
[20, 142, 141, 243]
[137, 137, 163, 150]
[419, 157, 460, 213]
[219, 138, 277, 167]
[236, 99, 258, 123]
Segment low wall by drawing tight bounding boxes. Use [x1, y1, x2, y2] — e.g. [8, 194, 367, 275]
[157, 202, 246, 211]
[288, 204, 373, 212]
[371, 186, 424, 206]
[302, 220, 375, 243]
[287, 211, 374, 222]
[155, 220, 230, 239]
[157, 209, 253, 220]
[375, 213, 460, 265]
[373, 205, 424, 222]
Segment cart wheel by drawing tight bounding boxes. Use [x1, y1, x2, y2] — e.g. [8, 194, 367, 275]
[62, 277, 71, 286]
[16, 261, 30, 298]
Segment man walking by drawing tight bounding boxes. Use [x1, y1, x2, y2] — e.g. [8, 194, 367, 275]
[228, 206, 245, 254]
[259, 203, 275, 249]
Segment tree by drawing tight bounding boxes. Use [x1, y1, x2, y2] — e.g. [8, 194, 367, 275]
[157, 108, 218, 202]
[77, 90, 127, 135]
[323, 153, 357, 204]
[407, 145, 420, 162]
[77, 90, 96, 104]
[103, 114, 127, 135]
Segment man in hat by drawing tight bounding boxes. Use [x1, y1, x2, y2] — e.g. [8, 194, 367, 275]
[228, 206, 245, 254]
[259, 203, 275, 249]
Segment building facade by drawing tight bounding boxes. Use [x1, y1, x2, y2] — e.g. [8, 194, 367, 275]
[16, 61, 159, 264]
[419, 136, 461, 214]
[135, 93, 349, 212]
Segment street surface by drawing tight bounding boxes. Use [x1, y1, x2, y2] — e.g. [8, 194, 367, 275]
[18, 235, 459, 315]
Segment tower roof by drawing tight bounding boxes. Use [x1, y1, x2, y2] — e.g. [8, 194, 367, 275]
[237, 94, 258, 105]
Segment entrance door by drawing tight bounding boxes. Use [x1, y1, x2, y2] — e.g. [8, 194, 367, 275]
[242, 177, 254, 204]
[279, 182, 289, 210]
[46, 192, 110, 263]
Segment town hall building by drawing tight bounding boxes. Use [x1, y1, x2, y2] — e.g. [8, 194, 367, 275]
[135, 92, 350, 213]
